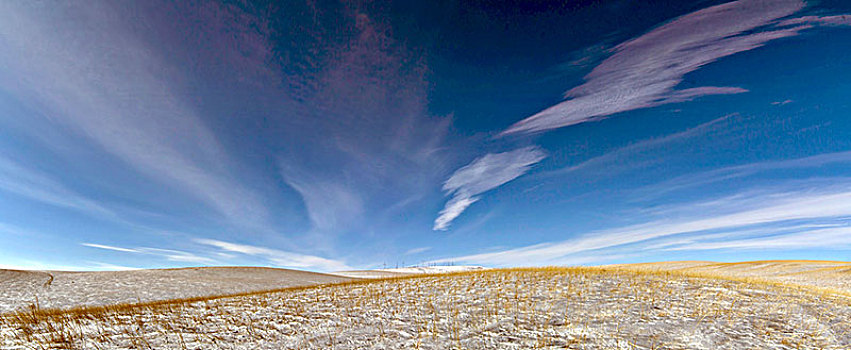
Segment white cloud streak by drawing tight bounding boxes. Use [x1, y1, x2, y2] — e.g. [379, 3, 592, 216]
[81, 243, 140, 253]
[85, 262, 141, 271]
[668, 226, 851, 251]
[431, 186, 851, 266]
[82, 242, 215, 264]
[434, 197, 479, 231]
[503, 0, 816, 135]
[640, 222, 845, 251]
[195, 239, 351, 271]
[434, 146, 546, 230]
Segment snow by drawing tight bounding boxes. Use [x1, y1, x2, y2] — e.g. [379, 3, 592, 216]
[3, 265, 851, 349]
[0, 267, 351, 313]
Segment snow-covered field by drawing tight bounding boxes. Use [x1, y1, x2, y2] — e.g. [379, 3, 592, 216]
[0, 267, 352, 313]
[333, 265, 487, 279]
[0, 265, 484, 313]
[609, 260, 851, 293]
[3, 264, 851, 349]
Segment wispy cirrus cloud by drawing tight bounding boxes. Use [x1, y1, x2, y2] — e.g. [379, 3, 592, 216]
[0, 2, 272, 232]
[501, 0, 851, 135]
[434, 146, 546, 230]
[0, 222, 39, 238]
[405, 246, 431, 255]
[279, 165, 364, 232]
[84, 262, 141, 271]
[275, 8, 450, 239]
[667, 226, 851, 251]
[142, 248, 218, 264]
[0, 154, 116, 219]
[544, 115, 735, 179]
[634, 150, 851, 200]
[81, 243, 140, 253]
[434, 0, 851, 232]
[431, 184, 851, 266]
[778, 14, 851, 27]
[195, 239, 351, 272]
[82, 243, 216, 264]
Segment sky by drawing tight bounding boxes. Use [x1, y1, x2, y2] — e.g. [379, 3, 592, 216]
[1, 0, 851, 271]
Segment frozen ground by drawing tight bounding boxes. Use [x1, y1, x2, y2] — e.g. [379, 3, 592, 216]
[3, 265, 851, 349]
[0, 265, 482, 313]
[0, 267, 352, 313]
[609, 260, 851, 293]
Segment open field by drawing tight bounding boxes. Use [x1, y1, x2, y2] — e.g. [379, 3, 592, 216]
[3, 261, 851, 349]
[0, 267, 352, 314]
[0, 266, 484, 314]
[607, 260, 851, 294]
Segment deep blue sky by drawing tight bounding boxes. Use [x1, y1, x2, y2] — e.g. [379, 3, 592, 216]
[1, 0, 850, 271]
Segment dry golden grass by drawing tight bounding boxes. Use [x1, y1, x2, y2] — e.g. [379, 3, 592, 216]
[608, 260, 851, 298]
[3, 264, 851, 349]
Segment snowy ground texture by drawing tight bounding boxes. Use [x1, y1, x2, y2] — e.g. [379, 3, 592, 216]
[3, 264, 851, 349]
[610, 260, 851, 293]
[0, 267, 351, 313]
